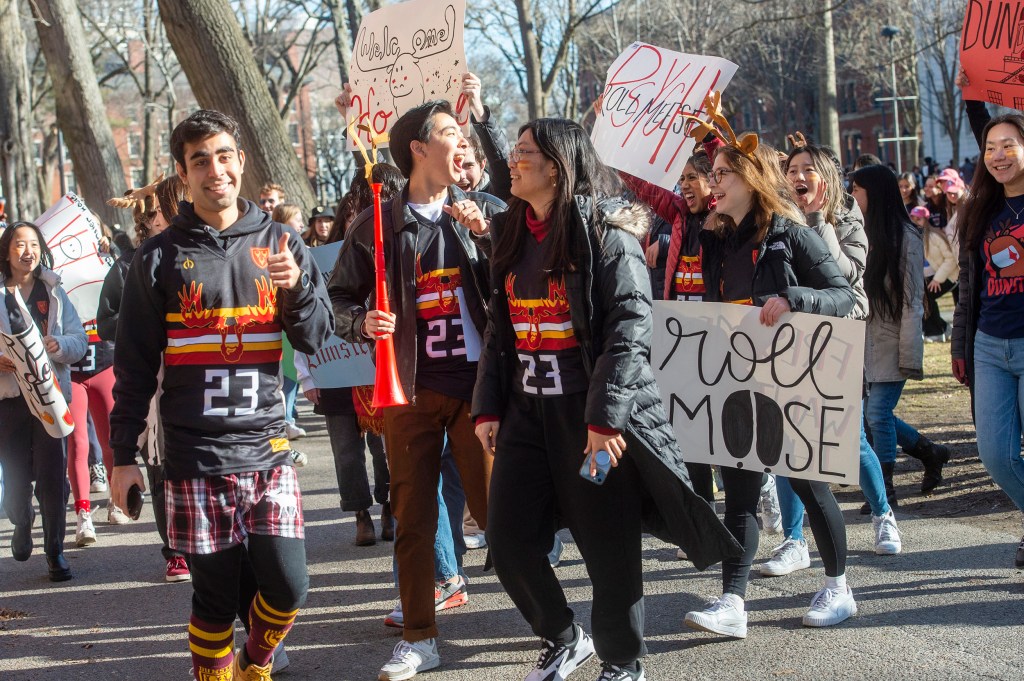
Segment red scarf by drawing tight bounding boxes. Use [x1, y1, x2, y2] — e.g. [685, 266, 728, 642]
[526, 206, 550, 243]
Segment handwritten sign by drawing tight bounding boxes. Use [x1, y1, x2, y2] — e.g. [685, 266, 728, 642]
[348, 0, 468, 149]
[35, 194, 113, 324]
[0, 289, 74, 438]
[959, 1, 1024, 110]
[651, 301, 865, 484]
[300, 242, 375, 388]
[592, 43, 737, 190]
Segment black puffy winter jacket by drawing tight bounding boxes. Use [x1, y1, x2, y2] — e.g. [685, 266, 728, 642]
[472, 196, 742, 570]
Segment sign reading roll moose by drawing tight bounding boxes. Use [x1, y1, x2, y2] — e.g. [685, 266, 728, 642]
[652, 301, 865, 484]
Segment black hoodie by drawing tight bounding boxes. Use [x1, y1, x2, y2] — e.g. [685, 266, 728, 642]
[109, 199, 334, 480]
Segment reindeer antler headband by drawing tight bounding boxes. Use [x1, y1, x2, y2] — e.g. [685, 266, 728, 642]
[786, 131, 808, 150]
[107, 173, 165, 214]
[680, 91, 759, 157]
[347, 117, 389, 182]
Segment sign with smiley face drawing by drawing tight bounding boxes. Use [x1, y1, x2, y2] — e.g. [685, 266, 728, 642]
[347, 0, 468, 150]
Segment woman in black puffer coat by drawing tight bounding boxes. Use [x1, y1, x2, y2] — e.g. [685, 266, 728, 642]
[683, 140, 858, 638]
[451, 118, 739, 681]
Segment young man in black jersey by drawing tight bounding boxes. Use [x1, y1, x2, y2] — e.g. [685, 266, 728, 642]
[108, 109, 333, 681]
[329, 98, 504, 680]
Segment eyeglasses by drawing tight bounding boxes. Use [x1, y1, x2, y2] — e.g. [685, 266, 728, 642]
[510, 147, 543, 163]
[708, 168, 734, 184]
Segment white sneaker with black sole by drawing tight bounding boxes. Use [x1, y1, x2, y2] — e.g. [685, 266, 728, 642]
[802, 585, 857, 627]
[683, 594, 747, 638]
[760, 538, 810, 576]
[525, 623, 595, 681]
[378, 638, 440, 680]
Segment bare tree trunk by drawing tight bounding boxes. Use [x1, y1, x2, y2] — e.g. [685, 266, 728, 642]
[817, 2, 840, 150]
[142, 1, 157, 185]
[515, 0, 546, 119]
[30, 0, 129, 226]
[326, 0, 355, 83]
[0, 0, 42, 219]
[157, 0, 316, 209]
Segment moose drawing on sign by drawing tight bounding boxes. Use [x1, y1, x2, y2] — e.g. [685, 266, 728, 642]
[354, 3, 457, 118]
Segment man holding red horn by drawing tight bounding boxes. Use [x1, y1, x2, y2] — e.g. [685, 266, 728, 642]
[330, 96, 505, 681]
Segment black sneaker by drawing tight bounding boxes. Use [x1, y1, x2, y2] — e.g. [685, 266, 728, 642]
[525, 623, 595, 681]
[595, 661, 646, 681]
[1015, 534, 1024, 569]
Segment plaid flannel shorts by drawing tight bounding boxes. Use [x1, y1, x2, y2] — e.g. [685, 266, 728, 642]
[165, 465, 304, 555]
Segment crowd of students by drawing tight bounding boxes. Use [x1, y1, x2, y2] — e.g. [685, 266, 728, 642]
[1, 68, 1023, 681]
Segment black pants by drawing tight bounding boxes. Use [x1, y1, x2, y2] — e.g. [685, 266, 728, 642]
[188, 534, 308, 625]
[0, 397, 68, 558]
[488, 392, 645, 665]
[923, 278, 956, 337]
[143, 455, 184, 561]
[720, 468, 846, 597]
[685, 462, 715, 504]
[325, 413, 389, 512]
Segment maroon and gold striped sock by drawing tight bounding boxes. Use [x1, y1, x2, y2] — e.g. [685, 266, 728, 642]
[188, 615, 234, 681]
[244, 592, 298, 667]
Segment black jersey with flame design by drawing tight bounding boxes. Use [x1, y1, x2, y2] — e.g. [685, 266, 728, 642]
[109, 201, 333, 481]
[413, 218, 477, 402]
[506, 237, 587, 397]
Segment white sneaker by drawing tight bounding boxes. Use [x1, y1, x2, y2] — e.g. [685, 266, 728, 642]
[524, 623, 595, 681]
[75, 509, 96, 547]
[802, 586, 857, 627]
[464, 533, 487, 550]
[872, 511, 902, 555]
[676, 548, 688, 560]
[684, 594, 747, 638]
[759, 475, 783, 534]
[760, 538, 810, 576]
[89, 464, 108, 493]
[286, 422, 306, 440]
[107, 502, 131, 525]
[378, 638, 440, 680]
[384, 601, 404, 628]
[290, 449, 308, 467]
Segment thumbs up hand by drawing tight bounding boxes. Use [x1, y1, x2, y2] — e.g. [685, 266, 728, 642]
[268, 231, 302, 290]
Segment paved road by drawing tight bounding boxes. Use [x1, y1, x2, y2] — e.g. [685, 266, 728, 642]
[1, 407, 1022, 681]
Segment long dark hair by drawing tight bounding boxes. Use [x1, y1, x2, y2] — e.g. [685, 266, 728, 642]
[492, 118, 623, 276]
[329, 163, 406, 244]
[959, 114, 1024, 251]
[850, 165, 907, 322]
[0, 221, 55, 279]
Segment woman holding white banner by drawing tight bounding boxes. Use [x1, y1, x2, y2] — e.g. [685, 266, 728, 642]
[0, 221, 87, 582]
[769, 144, 902, 572]
[680, 99, 858, 637]
[453, 118, 739, 681]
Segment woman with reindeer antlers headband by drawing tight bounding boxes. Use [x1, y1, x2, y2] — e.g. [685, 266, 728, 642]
[679, 93, 859, 638]
[448, 116, 738, 681]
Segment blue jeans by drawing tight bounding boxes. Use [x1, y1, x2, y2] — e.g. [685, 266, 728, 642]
[779, 421, 890, 539]
[440, 442, 467, 570]
[283, 376, 299, 423]
[972, 331, 1024, 511]
[864, 380, 920, 464]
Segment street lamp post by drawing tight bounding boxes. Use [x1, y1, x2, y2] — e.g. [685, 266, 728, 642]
[876, 25, 918, 173]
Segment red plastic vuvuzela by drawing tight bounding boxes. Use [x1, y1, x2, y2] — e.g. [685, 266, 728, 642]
[370, 182, 409, 408]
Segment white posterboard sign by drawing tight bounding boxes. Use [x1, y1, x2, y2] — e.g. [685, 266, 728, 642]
[652, 301, 865, 484]
[592, 43, 737, 190]
[35, 194, 114, 324]
[348, 0, 469, 149]
[0, 289, 75, 438]
[300, 242, 376, 388]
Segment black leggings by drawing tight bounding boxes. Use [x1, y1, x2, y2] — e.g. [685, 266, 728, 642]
[721, 468, 846, 597]
[188, 534, 308, 625]
[685, 462, 715, 504]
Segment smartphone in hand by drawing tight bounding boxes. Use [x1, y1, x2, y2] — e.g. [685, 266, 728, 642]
[579, 450, 612, 485]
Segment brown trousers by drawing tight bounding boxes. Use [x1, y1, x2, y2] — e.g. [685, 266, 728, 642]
[382, 388, 493, 641]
